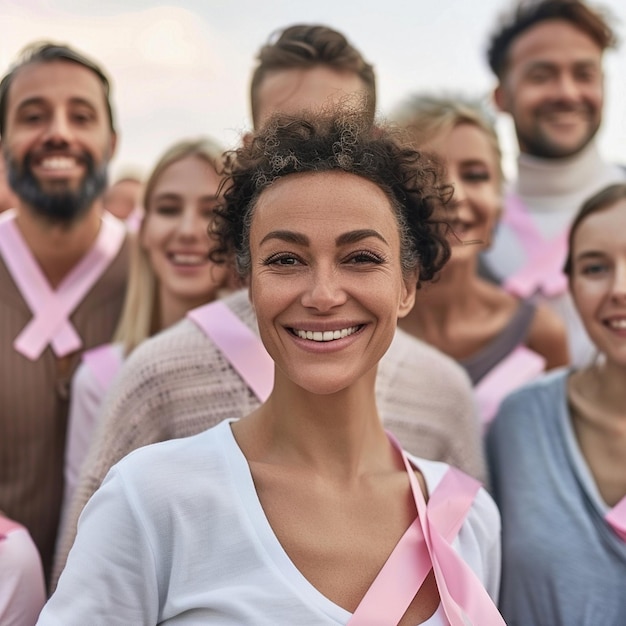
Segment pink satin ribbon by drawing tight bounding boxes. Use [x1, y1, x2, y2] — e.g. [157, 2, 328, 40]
[475, 345, 546, 428]
[605, 497, 626, 541]
[0, 210, 126, 361]
[82, 343, 123, 391]
[349, 433, 505, 626]
[502, 193, 569, 298]
[187, 300, 274, 402]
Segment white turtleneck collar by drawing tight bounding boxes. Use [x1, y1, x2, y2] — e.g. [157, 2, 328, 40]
[516, 141, 622, 198]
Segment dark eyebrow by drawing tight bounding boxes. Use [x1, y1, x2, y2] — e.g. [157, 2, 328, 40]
[152, 193, 219, 202]
[336, 229, 388, 246]
[259, 229, 388, 247]
[260, 230, 309, 246]
[575, 250, 606, 261]
[16, 96, 98, 113]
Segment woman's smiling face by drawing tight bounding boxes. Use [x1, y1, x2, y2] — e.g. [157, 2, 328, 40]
[248, 170, 416, 395]
[569, 199, 626, 368]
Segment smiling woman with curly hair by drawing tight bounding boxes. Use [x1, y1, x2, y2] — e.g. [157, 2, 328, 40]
[40, 110, 504, 626]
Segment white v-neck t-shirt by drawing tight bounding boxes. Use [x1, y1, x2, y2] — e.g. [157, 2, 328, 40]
[40, 420, 500, 625]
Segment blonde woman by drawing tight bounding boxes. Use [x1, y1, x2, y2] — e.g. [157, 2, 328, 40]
[61, 138, 232, 512]
[393, 95, 569, 425]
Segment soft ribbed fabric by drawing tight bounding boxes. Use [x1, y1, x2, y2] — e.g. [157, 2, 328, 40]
[52, 288, 485, 588]
[0, 231, 129, 583]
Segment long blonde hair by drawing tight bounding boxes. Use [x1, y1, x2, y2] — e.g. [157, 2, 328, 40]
[113, 137, 225, 356]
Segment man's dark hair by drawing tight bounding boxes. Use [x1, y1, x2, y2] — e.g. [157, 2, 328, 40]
[487, 0, 617, 79]
[249, 24, 376, 128]
[0, 41, 116, 137]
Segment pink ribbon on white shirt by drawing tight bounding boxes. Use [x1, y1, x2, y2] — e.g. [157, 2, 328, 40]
[0, 210, 125, 361]
[187, 300, 274, 402]
[502, 193, 569, 298]
[605, 496, 626, 542]
[349, 433, 505, 626]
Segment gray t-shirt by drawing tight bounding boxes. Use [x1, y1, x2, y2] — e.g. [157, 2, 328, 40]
[487, 368, 626, 626]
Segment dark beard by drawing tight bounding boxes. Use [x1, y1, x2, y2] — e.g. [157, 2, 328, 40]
[4, 150, 109, 224]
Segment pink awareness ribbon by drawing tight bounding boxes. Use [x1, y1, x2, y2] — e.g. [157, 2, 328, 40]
[475, 345, 546, 428]
[605, 496, 626, 542]
[349, 433, 505, 626]
[0, 211, 126, 361]
[82, 343, 124, 391]
[187, 300, 274, 402]
[502, 193, 569, 298]
[0, 517, 22, 541]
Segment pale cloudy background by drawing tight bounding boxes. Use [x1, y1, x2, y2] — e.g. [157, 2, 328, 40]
[2, 0, 625, 180]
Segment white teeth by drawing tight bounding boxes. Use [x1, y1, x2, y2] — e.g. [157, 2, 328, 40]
[295, 326, 360, 341]
[41, 157, 76, 170]
[171, 253, 206, 266]
[607, 319, 626, 329]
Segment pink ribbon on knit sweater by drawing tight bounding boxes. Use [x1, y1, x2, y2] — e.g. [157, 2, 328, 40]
[187, 300, 273, 401]
[502, 193, 569, 298]
[0, 210, 125, 361]
[348, 433, 505, 626]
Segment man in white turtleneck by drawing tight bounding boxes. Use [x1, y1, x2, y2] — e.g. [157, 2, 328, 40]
[482, 0, 625, 366]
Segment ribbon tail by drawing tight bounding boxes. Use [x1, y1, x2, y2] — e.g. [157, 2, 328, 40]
[430, 529, 505, 626]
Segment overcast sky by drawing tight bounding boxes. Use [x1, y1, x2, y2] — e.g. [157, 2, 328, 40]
[2, 0, 625, 180]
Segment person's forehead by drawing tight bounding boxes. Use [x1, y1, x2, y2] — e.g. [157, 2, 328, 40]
[7, 59, 108, 112]
[507, 19, 603, 69]
[255, 66, 366, 126]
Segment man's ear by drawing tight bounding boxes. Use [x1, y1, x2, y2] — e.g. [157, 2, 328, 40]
[493, 84, 509, 114]
[109, 132, 118, 159]
[242, 131, 253, 147]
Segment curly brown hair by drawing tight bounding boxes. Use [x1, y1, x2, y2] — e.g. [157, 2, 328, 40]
[210, 110, 452, 285]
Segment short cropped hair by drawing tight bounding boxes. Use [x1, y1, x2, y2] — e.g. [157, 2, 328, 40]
[210, 110, 452, 286]
[0, 41, 116, 137]
[249, 24, 376, 128]
[393, 93, 504, 186]
[487, 0, 617, 79]
[564, 183, 626, 276]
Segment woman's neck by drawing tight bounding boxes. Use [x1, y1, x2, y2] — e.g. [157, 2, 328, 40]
[232, 367, 396, 484]
[574, 360, 626, 418]
[157, 289, 214, 331]
[399, 256, 481, 337]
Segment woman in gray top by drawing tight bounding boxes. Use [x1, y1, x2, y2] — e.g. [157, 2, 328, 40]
[487, 183, 626, 625]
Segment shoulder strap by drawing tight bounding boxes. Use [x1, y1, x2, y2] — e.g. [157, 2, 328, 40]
[187, 300, 273, 402]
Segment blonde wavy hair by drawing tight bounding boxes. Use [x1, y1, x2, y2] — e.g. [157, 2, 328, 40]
[392, 93, 504, 187]
[113, 137, 225, 356]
